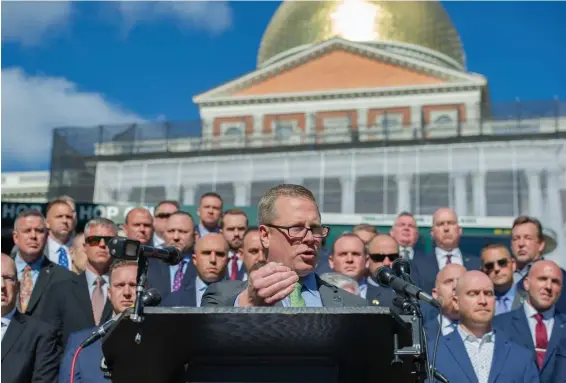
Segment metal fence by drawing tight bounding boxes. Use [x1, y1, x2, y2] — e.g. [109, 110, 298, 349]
[48, 100, 566, 203]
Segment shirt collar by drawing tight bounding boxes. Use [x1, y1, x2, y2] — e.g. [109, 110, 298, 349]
[48, 235, 72, 249]
[195, 275, 209, 291]
[457, 324, 495, 344]
[495, 283, 516, 299]
[2, 307, 16, 321]
[524, 300, 555, 320]
[435, 247, 462, 258]
[299, 272, 318, 293]
[15, 253, 44, 273]
[85, 268, 109, 286]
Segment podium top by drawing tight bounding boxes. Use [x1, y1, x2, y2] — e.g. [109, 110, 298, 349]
[102, 307, 413, 383]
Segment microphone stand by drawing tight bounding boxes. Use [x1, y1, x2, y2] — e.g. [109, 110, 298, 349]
[131, 255, 148, 324]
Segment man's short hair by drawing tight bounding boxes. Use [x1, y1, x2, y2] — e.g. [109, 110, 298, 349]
[242, 226, 259, 242]
[396, 211, 414, 219]
[169, 210, 194, 222]
[109, 259, 138, 283]
[258, 184, 318, 225]
[319, 272, 359, 293]
[46, 199, 73, 216]
[221, 208, 249, 228]
[331, 233, 366, 255]
[199, 192, 223, 205]
[13, 209, 45, 231]
[512, 216, 544, 242]
[84, 218, 118, 237]
[155, 200, 180, 212]
[124, 207, 152, 225]
[352, 223, 377, 234]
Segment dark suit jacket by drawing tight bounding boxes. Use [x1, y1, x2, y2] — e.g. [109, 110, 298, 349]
[552, 337, 566, 382]
[431, 328, 540, 383]
[1, 311, 63, 383]
[161, 278, 198, 307]
[202, 273, 367, 307]
[411, 251, 481, 294]
[58, 327, 106, 383]
[365, 282, 395, 308]
[147, 255, 196, 302]
[516, 267, 566, 313]
[492, 307, 566, 383]
[20, 257, 74, 319]
[39, 272, 113, 345]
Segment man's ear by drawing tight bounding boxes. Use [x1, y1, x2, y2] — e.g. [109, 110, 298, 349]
[258, 225, 270, 250]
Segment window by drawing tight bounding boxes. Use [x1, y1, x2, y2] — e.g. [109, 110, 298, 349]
[274, 121, 295, 140]
[225, 126, 243, 136]
[434, 115, 453, 125]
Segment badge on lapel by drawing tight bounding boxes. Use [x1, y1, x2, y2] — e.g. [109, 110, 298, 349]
[372, 299, 380, 306]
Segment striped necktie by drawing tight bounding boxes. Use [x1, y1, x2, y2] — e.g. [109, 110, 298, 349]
[289, 282, 306, 307]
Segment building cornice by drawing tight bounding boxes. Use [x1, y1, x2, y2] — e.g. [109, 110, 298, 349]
[194, 38, 485, 105]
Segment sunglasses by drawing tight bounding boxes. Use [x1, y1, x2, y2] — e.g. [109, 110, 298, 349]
[483, 258, 509, 272]
[85, 236, 114, 247]
[369, 253, 399, 263]
[154, 213, 173, 219]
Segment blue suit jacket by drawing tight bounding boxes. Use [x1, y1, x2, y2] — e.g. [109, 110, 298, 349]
[492, 307, 566, 383]
[58, 328, 105, 383]
[552, 337, 566, 382]
[411, 251, 481, 294]
[430, 328, 540, 383]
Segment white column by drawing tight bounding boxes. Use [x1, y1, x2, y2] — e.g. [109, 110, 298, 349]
[465, 102, 479, 135]
[410, 105, 422, 138]
[472, 172, 487, 216]
[396, 174, 411, 213]
[357, 108, 368, 129]
[182, 185, 197, 206]
[118, 188, 131, 203]
[234, 182, 251, 206]
[545, 169, 565, 265]
[340, 177, 356, 214]
[526, 170, 543, 219]
[453, 172, 468, 216]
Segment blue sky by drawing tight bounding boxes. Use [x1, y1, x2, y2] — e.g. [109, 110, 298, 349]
[2, 1, 565, 172]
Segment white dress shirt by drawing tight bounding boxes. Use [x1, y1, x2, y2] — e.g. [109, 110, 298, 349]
[1, 308, 16, 342]
[524, 301, 554, 346]
[438, 314, 458, 336]
[47, 236, 73, 271]
[457, 325, 495, 383]
[435, 247, 463, 269]
[399, 247, 414, 260]
[85, 269, 110, 302]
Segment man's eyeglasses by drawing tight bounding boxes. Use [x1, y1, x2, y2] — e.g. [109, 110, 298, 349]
[85, 236, 114, 247]
[266, 224, 330, 239]
[483, 258, 509, 272]
[369, 253, 399, 262]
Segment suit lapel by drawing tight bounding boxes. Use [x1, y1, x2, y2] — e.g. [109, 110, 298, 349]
[488, 334, 510, 383]
[542, 313, 566, 370]
[513, 309, 535, 349]
[1, 311, 26, 361]
[75, 273, 96, 325]
[444, 332, 477, 383]
[316, 275, 343, 307]
[511, 290, 526, 310]
[25, 258, 54, 313]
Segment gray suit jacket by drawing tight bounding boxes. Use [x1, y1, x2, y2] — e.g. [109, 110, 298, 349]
[201, 274, 367, 307]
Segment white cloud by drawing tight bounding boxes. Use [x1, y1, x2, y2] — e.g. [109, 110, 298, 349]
[116, 1, 233, 35]
[1, 2, 73, 46]
[1, 68, 145, 170]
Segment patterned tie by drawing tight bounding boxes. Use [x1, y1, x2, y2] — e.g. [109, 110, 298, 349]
[172, 260, 187, 292]
[289, 282, 306, 307]
[445, 254, 453, 265]
[230, 257, 239, 281]
[19, 266, 33, 312]
[534, 313, 548, 368]
[58, 247, 69, 269]
[92, 277, 105, 325]
[401, 248, 410, 259]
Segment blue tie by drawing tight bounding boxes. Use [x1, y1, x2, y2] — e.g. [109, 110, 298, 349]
[58, 247, 69, 268]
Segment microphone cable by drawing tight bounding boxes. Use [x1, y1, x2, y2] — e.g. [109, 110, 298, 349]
[70, 346, 83, 383]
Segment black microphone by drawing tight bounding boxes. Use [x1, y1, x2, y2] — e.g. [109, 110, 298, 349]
[142, 287, 162, 307]
[375, 266, 440, 309]
[392, 258, 411, 278]
[108, 237, 181, 265]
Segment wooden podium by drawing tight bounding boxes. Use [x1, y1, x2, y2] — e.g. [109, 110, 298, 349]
[102, 307, 419, 383]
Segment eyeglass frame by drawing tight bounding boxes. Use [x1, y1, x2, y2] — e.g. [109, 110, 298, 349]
[264, 224, 330, 239]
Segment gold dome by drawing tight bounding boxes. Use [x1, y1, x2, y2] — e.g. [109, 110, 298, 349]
[258, 0, 465, 69]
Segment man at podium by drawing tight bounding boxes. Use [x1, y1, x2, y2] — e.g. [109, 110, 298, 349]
[202, 184, 366, 308]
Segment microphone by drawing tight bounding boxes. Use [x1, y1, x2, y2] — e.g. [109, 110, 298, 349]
[108, 237, 181, 265]
[142, 287, 162, 307]
[375, 266, 440, 309]
[80, 288, 162, 348]
[392, 258, 412, 279]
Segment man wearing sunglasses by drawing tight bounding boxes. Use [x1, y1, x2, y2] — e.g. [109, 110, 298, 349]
[41, 218, 117, 344]
[480, 243, 522, 315]
[201, 184, 365, 308]
[365, 234, 400, 307]
[151, 200, 180, 248]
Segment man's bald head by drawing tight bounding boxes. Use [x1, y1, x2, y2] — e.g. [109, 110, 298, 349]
[433, 264, 466, 319]
[436, 264, 467, 288]
[453, 271, 495, 331]
[1, 254, 16, 275]
[455, 270, 493, 296]
[195, 233, 228, 254]
[431, 207, 461, 251]
[367, 234, 399, 274]
[368, 234, 398, 251]
[524, 260, 563, 312]
[193, 233, 229, 283]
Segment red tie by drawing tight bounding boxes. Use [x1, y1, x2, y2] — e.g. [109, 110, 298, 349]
[534, 313, 548, 368]
[230, 257, 239, 280]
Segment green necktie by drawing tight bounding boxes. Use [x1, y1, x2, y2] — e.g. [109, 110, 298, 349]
[289, 282, 306, 307]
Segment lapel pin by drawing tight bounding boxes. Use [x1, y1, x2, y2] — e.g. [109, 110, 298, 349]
[372, 299, 379, 306]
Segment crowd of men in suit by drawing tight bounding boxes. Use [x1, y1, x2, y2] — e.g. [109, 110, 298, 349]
[1, 184, 565, 382]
